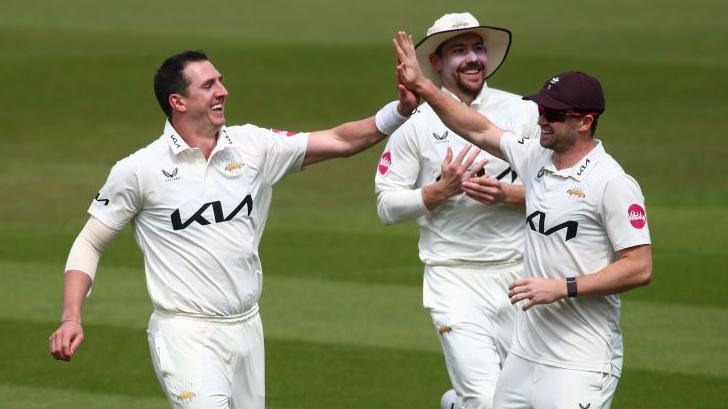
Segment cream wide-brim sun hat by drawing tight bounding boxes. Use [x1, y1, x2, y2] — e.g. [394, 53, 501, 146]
[414, 12, 512, 87]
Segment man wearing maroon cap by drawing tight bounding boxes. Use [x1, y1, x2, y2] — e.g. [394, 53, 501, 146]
[393, 32, 653, 409]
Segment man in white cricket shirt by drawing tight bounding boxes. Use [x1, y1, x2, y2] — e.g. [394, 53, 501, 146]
[393, 32, 652, 409]
[375, 13, 539, 409]
[48, 50, 417, 409]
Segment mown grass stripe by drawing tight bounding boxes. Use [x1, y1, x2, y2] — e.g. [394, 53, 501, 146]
[4, 262, 727, 379]
[3, 318, 726, 409]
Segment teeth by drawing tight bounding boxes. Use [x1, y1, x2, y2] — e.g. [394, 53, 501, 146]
[211, 104, 222, 111]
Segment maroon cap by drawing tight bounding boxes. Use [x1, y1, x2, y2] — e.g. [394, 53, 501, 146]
[523, 71, 605, 114]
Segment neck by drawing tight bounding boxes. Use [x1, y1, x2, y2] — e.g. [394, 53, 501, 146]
[552, 138, 597, 170]
[170, 117, 219, 159]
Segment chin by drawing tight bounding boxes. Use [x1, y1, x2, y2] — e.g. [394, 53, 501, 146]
[540, 136, 554, 149]
[457, 80, 484, 97]
[211, 116, 226, 128]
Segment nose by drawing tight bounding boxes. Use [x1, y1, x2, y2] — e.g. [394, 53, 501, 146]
[465, 49, 479, 62]
[214, 81, 227, 98]
[216, 82, 228, 98]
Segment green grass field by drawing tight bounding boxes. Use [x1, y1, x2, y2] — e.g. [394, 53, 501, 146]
[2, 0, 727, 407]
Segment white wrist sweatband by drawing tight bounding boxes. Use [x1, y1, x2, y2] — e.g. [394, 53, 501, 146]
[65, 217, 120, 282]
[375, 100, 409, 135]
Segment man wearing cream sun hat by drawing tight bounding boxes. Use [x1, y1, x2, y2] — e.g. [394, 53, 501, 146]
[375, 12, 539, 409]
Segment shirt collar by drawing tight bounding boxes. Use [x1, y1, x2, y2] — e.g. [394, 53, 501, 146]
[440, 82, 489, 107]
[545, 140, 606, 182]
[163, 120, 234, 155]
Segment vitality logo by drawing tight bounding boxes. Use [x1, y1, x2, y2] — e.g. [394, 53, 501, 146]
[526, 210, 579, 241]
[171, 195, 253, 231]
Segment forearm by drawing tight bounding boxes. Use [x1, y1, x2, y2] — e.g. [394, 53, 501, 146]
[414, 79, 505, 157]
[376, 189, 428, 224]
[421, 182, 452, 211]
[501, 184, 525, 207]
[334, 117, 388, 157]
[60, 271, 92, 323]
[510, 245, 651, 310]
[61, 217, 120, 321]
[305, 100, 411, 166]
[574, 245, 652, 297]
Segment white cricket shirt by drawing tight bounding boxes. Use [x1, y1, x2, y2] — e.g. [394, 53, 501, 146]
[499, 133, 651, 376]
[375, 84, 540, 265]
[89, 121, 308, 318]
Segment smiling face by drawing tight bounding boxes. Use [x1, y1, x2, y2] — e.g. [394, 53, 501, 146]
[538, 110, 594, 153]
[430, 33, 487, 103]
[170, 60, 228, 132]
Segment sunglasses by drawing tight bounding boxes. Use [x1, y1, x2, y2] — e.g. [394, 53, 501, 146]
[538, 106, 598, 123]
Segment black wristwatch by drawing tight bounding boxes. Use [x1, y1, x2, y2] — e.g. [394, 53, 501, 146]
[566, 276, 578, 298]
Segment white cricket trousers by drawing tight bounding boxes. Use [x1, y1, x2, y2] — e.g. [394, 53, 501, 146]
[424, 263, 521, 409]
[147, 309, 265, 409]
[493, 354, 619, 409]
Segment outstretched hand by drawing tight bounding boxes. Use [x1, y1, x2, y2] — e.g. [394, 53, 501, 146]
[396, 78, 419, 116]
[392, 31, 427, 92]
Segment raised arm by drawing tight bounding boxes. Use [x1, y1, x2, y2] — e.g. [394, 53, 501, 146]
[393, 31, 506, 159]
[303, 80, 419, 166]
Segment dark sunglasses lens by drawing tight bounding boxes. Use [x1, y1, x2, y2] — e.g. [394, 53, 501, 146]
[539, 107, 566, 122]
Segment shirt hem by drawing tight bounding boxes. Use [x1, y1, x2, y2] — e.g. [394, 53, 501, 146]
[509, 349, 621, 377]
[425, 258, 523, 269]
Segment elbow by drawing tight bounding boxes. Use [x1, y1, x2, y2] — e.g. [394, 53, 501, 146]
[376, 194, 399, 225]
[634, 255, 653, 287]
[376, 204, 396, 225]
[637, 266, 652, 287]
[622, 245, 652, 288]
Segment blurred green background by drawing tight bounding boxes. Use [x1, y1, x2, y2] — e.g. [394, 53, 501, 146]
[1, 0, 727, 407]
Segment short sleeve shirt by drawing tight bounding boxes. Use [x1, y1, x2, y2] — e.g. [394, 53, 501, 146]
[89, 121, 308, 317]
[499, 133, 651, 376]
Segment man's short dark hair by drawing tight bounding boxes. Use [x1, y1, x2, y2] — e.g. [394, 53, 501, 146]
[154, 50, 209, 117]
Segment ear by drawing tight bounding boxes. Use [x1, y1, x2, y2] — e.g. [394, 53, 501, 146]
[168, 93, 187, 114]
[577, 115, 594, 133]
[429, 53, 443, 72]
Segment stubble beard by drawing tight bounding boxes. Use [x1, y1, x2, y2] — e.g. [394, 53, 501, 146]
[455, 77, 484, 101]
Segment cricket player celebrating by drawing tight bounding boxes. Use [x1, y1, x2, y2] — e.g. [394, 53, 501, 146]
[375, 13, 539, 409]
[393, 32, 653, 409]
[48, 50, 417, 409]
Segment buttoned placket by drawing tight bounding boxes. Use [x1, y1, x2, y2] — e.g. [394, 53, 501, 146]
[188, 131, 235, 193]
